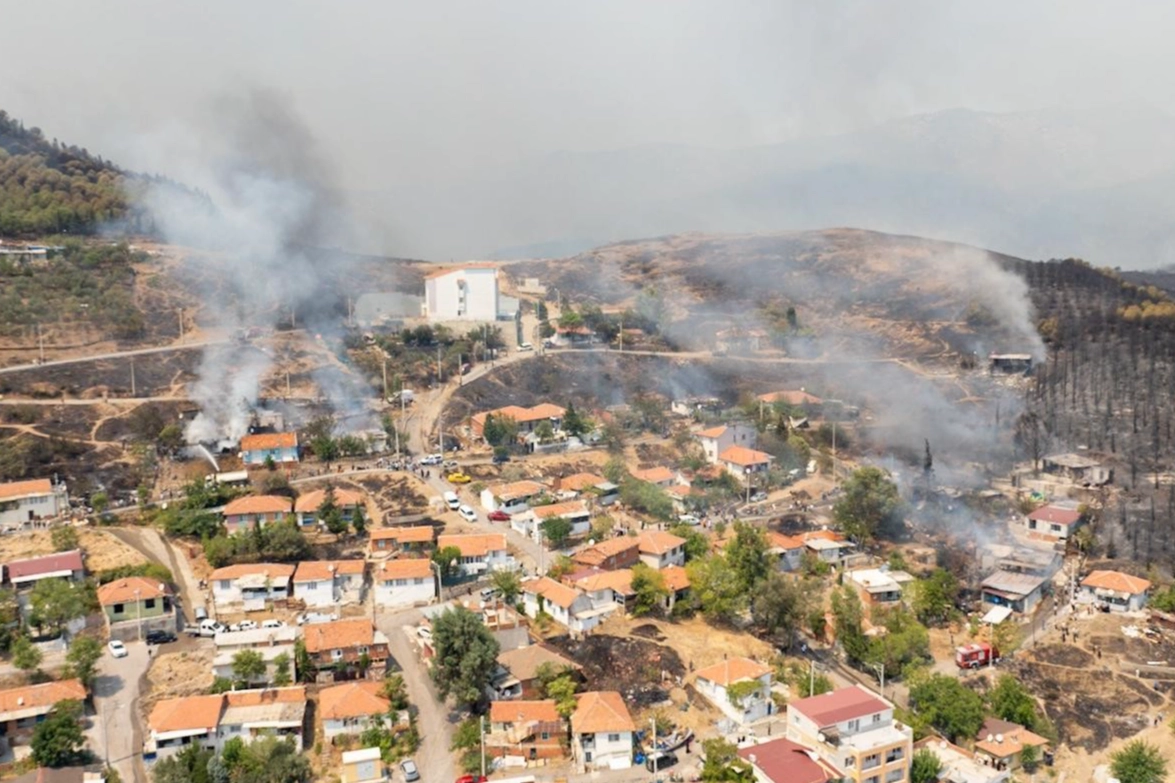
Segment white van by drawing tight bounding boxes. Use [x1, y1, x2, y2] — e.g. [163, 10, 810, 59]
[443, 491, 460, 510]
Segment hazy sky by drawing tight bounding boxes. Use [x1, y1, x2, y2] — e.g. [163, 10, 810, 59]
[5, 1, 1175, 258]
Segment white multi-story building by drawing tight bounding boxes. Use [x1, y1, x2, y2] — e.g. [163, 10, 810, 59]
[694, 657, 773, 725]
[292, 560, 366, 608]
[437, 533, 515, 576]
[786, 685, 913, 783]
[0, 478, 68, 528]
[695, 423, 758, 465]
[424, 264, 500, 322]
[571, 691, 635, 771]
[146, 688, 308, 760]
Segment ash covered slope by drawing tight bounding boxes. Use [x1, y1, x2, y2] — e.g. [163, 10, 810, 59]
[516, 228, 1044, 362]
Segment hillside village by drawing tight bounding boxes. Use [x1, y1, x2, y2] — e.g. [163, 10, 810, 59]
[0, 245, 1173, 783]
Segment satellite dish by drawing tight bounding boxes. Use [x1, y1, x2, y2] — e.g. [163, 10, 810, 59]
[986, 734, 994, 743]
[817, 733, 826, 743]
[995, 734, 1003, 743]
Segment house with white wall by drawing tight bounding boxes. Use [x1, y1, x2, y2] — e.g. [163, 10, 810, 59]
[517, 500, 592, 543]
[786, 686, 913, 783]
[694, 657, 774, 725]
[437, 533, 514, 576]
[719, 445, 774, 484]
[1080, 570, 1151, 612]
[480, 480, 547, 514]
[146, 688, 308, 760]
[369, 525, 435, 558]
[292, 560, 366, 607]
[571, 691, 635, 771]
[373, 558, 436, 609]
[521, 577, 609, 634]
[424, 263, 500, 322]
[240, 432, 299, 465]
[696, 423, 758, 465]
[630, 466, 678, 488]
[637, 530, 686, 570]
[767, 532, 806, 572]
[319, 681, 405, 740]
[222, 495, 293, 535]
[209, 563, 294, 611]
[295, 487, 365, 528]
[0, 478, 69, 528]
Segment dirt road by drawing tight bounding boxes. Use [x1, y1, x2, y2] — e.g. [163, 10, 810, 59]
[0, 338, 228, 376]
[107, 527, 204, 624]
[376, 607, 455, 783]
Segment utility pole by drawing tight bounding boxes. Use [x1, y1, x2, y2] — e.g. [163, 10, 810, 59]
[651, 717, 657, 772]
[479, 716, 486, 777]
[618, 314, 623, 352]
[437, 345, 443, 385]
[382, 359, 389, 400]
[286, 371, 291, 398]
[809, 659, 816, 696]
[130, 358, 137, 397]
[458, 353, 463, 386]
[177, 307, 184, 342]
[36, 324, 45, 364]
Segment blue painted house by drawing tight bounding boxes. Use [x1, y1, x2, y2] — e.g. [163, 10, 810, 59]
[240, 432, 300, 465]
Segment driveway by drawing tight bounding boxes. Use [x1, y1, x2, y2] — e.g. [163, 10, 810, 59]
[108, 527, 204, 625]
[376, 606, 455, 783]
[87, 640, 151, 783]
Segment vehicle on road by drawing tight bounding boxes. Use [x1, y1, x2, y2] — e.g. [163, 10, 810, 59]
[447, 472, 472, 484]
[230, 620, 259, 632]
[492, 452, 511, 464]
[479, 588, 498, 601]
[458, 504, 477, 522]
[420, 454, 443, 466]
[443, 460, 459, 470]
[456, 776, 488, 783]
[517, 342, 533, 352]
[955, 642, 1000, 669]
[261, 619, 286, 629]
[443, 491, 460, 510]
[749, 491, 768, 503]
[107, 639, 128, 658]
[189, 619, 228, 637]
[416, 626, 432, 640]
[401, 760, 420, 782]
[145, 630, 177, 645]
[488, 509, 510, 522]
[677, 514, 700, 526]
[645, 751, 679, 773]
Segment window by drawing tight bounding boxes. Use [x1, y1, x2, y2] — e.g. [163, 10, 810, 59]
[541, 732, 550, 740]
[886, 769, 904, 783]
[145, 598, 156, 610]
[872, 713, 881, 724]
[332, 649, 343, 661]
[306, 581, 317, 590]
[1051, 524, 1062, 533]
[1028, 520, 1038, 530]
[886, 749, 904, 763]
[219, 580, 232, 590]
[113, 603, 124, 615]
[608, 733, 621, 742]
[848, 719, 860, 731]
[866, 776, 879, 783]
[358, 646, 369, 656]
[844, 758, 854, 769]
[394, 579, 408, 587]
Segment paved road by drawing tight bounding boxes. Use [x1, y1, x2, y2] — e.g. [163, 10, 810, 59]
[376, 607, 455, 783]
[0, 339, 227, 376]
[88, 641, 151, 783]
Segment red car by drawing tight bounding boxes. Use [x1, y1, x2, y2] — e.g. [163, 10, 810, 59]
[456, 776, 488, 783]
[488, 510, 510, 522]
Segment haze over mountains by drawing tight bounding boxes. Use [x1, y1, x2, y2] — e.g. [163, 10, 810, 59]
[358, 100, 1175, 266]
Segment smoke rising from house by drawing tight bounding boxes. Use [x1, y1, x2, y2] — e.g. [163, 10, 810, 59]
[141, 89, 362, 443]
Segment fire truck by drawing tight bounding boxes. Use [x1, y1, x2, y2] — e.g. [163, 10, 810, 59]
[955, 642, 999, 669]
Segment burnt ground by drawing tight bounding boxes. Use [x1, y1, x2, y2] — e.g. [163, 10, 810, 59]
[353, 474, 431, 517]
[1008, 642, 1167, 752]
[547, 634, 686, 709]
[0, 347, 202, 398]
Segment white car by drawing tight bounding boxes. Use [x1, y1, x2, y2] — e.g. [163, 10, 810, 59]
[261, 619, 285, 629]
[107, 639, 128, 658]
[420, 454, 443, 466]
[517, 342, 534, 352]
[458, 504, 477, 522]
[416, 626, 432, 640]
[231, 620, 259, 632]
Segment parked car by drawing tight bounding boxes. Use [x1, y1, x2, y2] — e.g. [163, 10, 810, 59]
[749, 491, 768, 503]
[458, 504, 478, 522]
[443, 491, 460, 510]
[491, 452, 511, 465]
[447, 472, 472, 484]
[230, 620, 259, 632]
[488, 509, 510, 522]
[677, 514, 701, 526]
[517, 342, 534, 352]
[401, 759, 420, 782]
[145, 630, 177, 645]
[261, 619, 286, 629]
[416, 626, 432, 640]
[420, 454, 443, 465]
[479, 588, 498, 601]
[107, 639, 128, 658]
[443, 460, 459, 470]
[456, 776, 488, 783]
[296, 612, 339, 625]
[189, 619, 227, 637]
[646, 751, 679, 773]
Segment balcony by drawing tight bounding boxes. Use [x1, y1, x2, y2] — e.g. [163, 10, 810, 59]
[861, 757, 881, 771]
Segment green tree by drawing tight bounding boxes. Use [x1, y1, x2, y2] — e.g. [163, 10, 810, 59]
[382, 673, 409, 710]
[630, 562, 669, 616]
[316, 485, 348, 535]
[669, 524, 710, 561]
[490, 569, 522, 603]
[685, 554, 745, 622]
[619, 478, 675, 520]
[1111, 741, 1167, 783]
[833, 466, 903, 544]
[546, 674, 579, 718]
[30, 699, 85, 767]
[151, 743, 215, 783]
[12, 634, 42, 672]
[830, 585, 868, 663]
[725, 522, 770, 590]
[64, 634, 103, 687]
[351, 504, 367, 537]
[562, 402, 590, 438]
[293, 639, 315, 683]
[431, 606, 500, 708]
[534, 420, 556, 444]
[271, 652, 292, 686]
[232, 649, 268, 685]
[482, 414, 520, 447]
[432, 546, 462, 582]
[540, 516, 574, 548]
[910, 748, 944, 783]
[50, 526, 78, 552]
[1019, 744, 1041, 772]
[750, 572, 808, 645]
[91, 491, 109, 515]
[988, 674, 1048, 734]
[700, 738, 754, 782]
[908, 674, 986, 742]
[912, 569, 959, 626]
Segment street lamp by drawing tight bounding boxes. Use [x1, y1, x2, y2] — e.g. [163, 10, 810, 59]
[430, 560, 443, 602]
[134, 588, 142, 642]
[869, 662, 885, 699]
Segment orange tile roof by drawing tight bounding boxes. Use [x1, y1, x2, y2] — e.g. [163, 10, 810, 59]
[223, 495, 293, 516]
[294, 560, 366, 582]
[240, 432, 298, 451]
[558, 473, 607, 492]
[662, 565, 690, 592]
[294, 487, 364, 513]
[0, 478, 53, 501]
[490, 700, 560, 724]
[757, 390, 823, 406]
[1081, 570, 1151, 594]
[572, 691, 635, 734]
[472, 403, 566, 429]
[370, 526, 436, 544]
[497, 644, 582, 680]
[523, 576, 583, 610]
[768, 531, 806, 551]
[149, 693, 225, 734]
[575, 568, 634, 595]
[208, 562, 296, 581]
[573, 536, 640, 566]
[437, 533, 507, 557]
[697, 426, 728, 439]
[0, 679, 85, 718]
[632, 466, 676, 484]
[97, 576, 171, 606]
[974, 718, 1049, 757]
[638, 530, 686, 555]
[424, 262, 499, 279]
[376, 558, 433, 580]
[319, 681, 390, 720]
[719, 445, 773, 467]
[800, 530, 845, 543]
[304, 618, 377, 653]
[532, 500, 589, 519]
[489, 480, 546, 501]
[694, 656, 771, 686]
[224, 686, 306, 707]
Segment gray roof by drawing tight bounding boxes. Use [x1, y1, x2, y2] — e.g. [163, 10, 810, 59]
[981, 570, 1046, 597]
